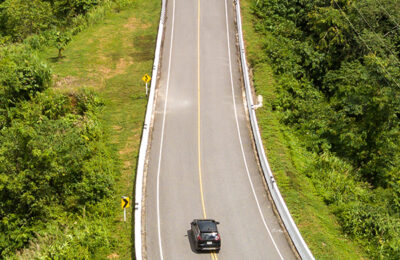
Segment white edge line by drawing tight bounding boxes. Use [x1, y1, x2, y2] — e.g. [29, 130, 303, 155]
[224, 0, 284, 259]
[156, 0, 176, 259]
[234, 0, 315, 259]
[134, 0, 167, 259]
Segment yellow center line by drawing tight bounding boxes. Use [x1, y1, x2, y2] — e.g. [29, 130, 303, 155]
[197, 0, 218, 259]
[197, 0, 207, 220]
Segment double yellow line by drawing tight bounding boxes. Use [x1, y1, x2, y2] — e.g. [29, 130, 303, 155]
[197, 0, 218, 259]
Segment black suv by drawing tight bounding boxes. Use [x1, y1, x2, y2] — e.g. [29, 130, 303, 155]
[191, 219, 221, 252]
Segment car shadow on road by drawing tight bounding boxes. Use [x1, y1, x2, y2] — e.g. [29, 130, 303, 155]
[186, 230, 210, 254]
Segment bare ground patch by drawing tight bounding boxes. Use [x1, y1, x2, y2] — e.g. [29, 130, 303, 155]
[123, 17, 150, 30]
[123, 160, 132, 170]
[95, 57, 134, 82]
[118, 135, 136, 156]
[116, 58, 133, 73]
[112, 125, 123, 131]
[53, 75, 81, 91]
[107, 253, 119, 259]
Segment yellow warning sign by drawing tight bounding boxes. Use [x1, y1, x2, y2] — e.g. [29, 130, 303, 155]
[121, 196, 130, 209]
[142, 74, 151, 83]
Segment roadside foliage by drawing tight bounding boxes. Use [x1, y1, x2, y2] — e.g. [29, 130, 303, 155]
[0, 0, 133, 258]
[0, 46, 118, 258]
[251, 0, 400, 258]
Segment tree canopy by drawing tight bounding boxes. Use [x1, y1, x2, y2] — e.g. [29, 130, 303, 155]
[252, 0, 400, 257]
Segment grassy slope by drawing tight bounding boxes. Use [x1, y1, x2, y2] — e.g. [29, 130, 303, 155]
[39, 0, 159, 258]
[240, 0, 366, 259]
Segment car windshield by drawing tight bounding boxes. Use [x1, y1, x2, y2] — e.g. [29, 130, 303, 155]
[201, 232, 218, 240]
[198, 220, 218, 232]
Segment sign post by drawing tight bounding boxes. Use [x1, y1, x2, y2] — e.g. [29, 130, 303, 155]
[142, 74, 152, 96]
[121, 196, 130, 222]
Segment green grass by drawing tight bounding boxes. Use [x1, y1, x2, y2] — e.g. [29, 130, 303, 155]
[240, 0, 366, 259]
[40, 1, 160, 258]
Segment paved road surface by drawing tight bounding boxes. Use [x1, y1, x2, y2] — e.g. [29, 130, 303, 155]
[144, 0, 297, 259]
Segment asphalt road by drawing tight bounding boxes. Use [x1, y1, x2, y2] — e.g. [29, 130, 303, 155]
[144, 0, 298, 259]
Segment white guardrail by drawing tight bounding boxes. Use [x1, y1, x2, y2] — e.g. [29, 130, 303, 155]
[235, 0, 314, 259]
[134, 0, 166, 258]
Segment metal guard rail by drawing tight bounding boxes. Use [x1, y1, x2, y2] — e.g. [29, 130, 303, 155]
[134, 0, 166, 258]
[235, 0, 314, 259]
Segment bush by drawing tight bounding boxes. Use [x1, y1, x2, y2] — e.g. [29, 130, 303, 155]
[15, 217, 116, 259]
[0, 90, 116, 257]
[0, 46, 51, 111]
[0, 0, 54, 41]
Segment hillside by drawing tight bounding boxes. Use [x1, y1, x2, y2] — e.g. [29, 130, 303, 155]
[0, 0, 158, 258]
[242, 0, 400, 258]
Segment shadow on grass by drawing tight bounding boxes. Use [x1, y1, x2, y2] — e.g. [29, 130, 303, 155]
[131, 34, 155, 62]
[48, 56, 66, 63]
[131, 93, 147, 100]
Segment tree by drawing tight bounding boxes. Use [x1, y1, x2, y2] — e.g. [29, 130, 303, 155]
[54, 31, 71, 59]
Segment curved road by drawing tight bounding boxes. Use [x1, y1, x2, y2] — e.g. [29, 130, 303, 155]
[144, 0, 297, 259]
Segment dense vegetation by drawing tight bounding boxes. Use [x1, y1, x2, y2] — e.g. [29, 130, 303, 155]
[251, 0, 400, 258]
[0, 0, 130, 257]
[0, 0, 112, 42]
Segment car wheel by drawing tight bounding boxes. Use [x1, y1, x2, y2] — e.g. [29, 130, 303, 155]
[215, 249, 220, 253]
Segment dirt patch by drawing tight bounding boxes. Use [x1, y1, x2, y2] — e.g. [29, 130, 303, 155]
[99, 66, 112, 75]
[114, 58, 133, 76]
[123, 17, 150, 30]
[107, 253, 119, 259]
[53, 74, 102, 91]
[118, 136, 136, 155]
[112, 125, 123, 131]
[97, 57, 133, 80]
[123, 160, 132, 169]
[119, 144, 134, 155]
[53, 75, 80, 90]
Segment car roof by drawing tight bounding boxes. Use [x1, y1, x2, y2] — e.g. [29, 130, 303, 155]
[196, 220, 218, 232]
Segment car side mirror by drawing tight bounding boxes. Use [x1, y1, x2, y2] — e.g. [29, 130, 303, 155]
[191, 222, 196, 225]
[216, 221, 220, 225]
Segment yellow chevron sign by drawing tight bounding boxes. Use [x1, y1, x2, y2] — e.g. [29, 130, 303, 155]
[142, 74, 151, 83]
[121, 196, 130, 209]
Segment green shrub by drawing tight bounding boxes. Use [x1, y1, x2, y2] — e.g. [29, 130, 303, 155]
[0, 0, 54, 41]
[0, 46, 51, 110]
[0, 90, 116, 257]
[15, 217, 116, 259]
